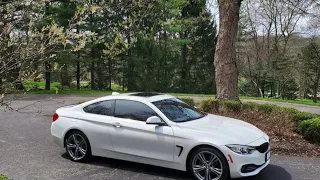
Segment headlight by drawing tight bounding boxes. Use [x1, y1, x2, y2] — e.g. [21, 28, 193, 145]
[226, 145, 256, 154]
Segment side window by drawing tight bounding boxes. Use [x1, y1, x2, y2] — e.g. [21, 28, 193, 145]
[115, 100, 158, 121]
[83, 100, 114, 116]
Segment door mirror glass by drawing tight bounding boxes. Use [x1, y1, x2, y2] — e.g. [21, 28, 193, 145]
[146, 116, 165, 126]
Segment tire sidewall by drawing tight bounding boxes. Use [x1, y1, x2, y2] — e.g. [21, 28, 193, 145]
[188, 147, 229, 180]
[65, 130, 92, 162]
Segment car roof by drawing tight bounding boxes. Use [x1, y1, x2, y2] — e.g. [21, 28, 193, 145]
[104, 92, 175, 103]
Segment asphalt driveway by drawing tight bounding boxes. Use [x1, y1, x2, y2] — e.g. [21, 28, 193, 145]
[0, 95, 319, 180]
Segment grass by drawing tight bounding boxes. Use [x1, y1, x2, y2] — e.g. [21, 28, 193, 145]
[24, 90, 320, 106]
[240, 95, 320, 107]
[26, 89, 114, 95]
[19, 81, 320, 106]
[24, 81, 61, 90]
[0, 175, 11, 180]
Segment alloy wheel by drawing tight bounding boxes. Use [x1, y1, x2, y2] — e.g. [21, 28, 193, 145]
[192, 151, 223, 180]
[66, 134, 87, 161]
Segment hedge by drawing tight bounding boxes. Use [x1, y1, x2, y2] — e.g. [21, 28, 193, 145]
[179, 97, 195, 106]
[298, 118, 320, 143]
[290, 112, 319, 122]
[199, 98, 219, 112]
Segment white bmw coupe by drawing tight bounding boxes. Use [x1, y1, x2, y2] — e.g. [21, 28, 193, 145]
[51, 92, 270, 180]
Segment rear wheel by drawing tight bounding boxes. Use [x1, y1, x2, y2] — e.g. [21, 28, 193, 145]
[188, 147, 229, 180]
[65, 131, 91, 162]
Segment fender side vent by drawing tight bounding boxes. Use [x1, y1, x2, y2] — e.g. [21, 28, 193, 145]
[176, 145, 183, 157]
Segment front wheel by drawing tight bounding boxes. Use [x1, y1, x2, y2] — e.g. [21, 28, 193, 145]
[65, 131, 91, 162]
[188, 147, 229, 180]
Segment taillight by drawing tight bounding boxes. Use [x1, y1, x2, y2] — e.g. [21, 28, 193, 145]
[53, 113, 59, 122]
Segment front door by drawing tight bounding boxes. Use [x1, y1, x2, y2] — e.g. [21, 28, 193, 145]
[109, 100, 175, 162]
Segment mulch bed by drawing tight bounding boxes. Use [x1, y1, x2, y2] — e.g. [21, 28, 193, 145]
[212, 110, 320, 157]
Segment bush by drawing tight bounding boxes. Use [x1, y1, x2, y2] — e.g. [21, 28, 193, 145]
[256, 104, 277, 113]
[298, 118, 320, 143]
[199, 98, 219, 112]
[277, 107, 299, 115]
[0, 175, 11, 180]
[222, 101, 242, 112]
[179, 97, 195, 106]
[290, 112, 318, 122]
[242, 102, 259, 111]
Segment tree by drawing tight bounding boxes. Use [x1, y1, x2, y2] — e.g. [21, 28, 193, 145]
[300, 40, 320, 103]
[214, 0, 242, 101]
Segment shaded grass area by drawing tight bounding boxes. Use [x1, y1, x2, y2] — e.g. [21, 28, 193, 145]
[24, 81, 61, 90]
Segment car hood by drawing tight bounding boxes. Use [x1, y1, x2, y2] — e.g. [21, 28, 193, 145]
[177, 114, 265, 145]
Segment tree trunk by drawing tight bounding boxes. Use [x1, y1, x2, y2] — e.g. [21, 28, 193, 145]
[76, 51, 80, 90]
[127, 32, 134, 91]
[44, 1, 50, 91]
[90, 44, 95, 90]
[181, 43, 187, 92]
[76, 61, 80, 90]
[313, 85, 318, 103]
[108, 58, 112, 90]
[313, 73, 320, 103]
[214, 0, 242, 101]
[0, 77, 2, 93]
[90, 61, 95, 90]
[45, 61, 51, 90]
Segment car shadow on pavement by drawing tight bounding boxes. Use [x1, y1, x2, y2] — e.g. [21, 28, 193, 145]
[62, 153, 292, 180]
[62, 153, 190, 179]
[241, 164, 292, 180]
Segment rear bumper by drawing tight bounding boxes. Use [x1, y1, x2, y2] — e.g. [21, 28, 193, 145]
[51, 122, 64, 147]
[52, 134, 64, 147]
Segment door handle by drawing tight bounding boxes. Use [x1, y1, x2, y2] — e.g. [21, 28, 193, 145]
[112, 122, 122, 128]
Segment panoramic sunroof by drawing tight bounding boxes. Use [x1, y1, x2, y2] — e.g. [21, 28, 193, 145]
[130, 92, 163, 97]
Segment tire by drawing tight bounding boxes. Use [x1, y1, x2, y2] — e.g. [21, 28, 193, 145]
[188, 147, 229, 180]
[65, 130, 92, 162]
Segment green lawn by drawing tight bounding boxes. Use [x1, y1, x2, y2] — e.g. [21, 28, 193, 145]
[240, 96, 320, 106]
[20, 81, 320, 106]
[25, 89, 114, 95]
[24, 81, 61, 90]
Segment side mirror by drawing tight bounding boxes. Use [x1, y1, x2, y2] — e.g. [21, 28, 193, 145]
[146, 116, 165, 126]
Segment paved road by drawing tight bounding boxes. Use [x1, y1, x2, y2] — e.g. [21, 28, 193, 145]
[0, 95, 319, 180]
[191, 97, 320, 114]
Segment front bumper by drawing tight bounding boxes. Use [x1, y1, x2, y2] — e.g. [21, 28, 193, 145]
[222, 135, 270, 178]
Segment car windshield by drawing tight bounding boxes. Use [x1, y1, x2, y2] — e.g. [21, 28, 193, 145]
[152, 98, 207, 122]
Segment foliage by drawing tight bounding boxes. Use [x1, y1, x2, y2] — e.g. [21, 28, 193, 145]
[241, 102, 259, 110]
[255, 104, 277, 113]
[221, 101, 242, 112]
[179, 97, 195, 106]
[291, 112, 319, 122]
[298, 118, 320, 143]
[0, 0, 216, 94]
[199, 98, 219, 112]
[24, 81, 61, 90]
[299, 40, 320, 103]
[0, 175, 11, 180]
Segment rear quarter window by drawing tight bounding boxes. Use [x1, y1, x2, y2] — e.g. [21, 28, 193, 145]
[83, 100, 115, 116]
